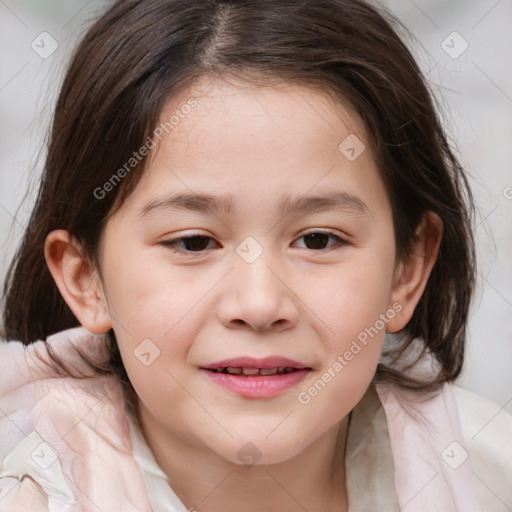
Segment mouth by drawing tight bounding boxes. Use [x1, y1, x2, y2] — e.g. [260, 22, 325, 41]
[200, 357, 312, 398]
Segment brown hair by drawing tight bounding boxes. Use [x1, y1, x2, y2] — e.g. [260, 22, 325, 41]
[2, 0, 476, 419]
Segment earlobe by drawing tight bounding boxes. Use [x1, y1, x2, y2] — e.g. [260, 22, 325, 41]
[386, 212, 443, 333]
[44, 230, 112, 334]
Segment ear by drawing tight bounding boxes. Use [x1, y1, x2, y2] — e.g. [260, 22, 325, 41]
[44, 230, 112, 334]
[386, 212, 443, 333]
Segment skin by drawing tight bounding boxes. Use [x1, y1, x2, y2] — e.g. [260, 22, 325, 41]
[45, 76, 442, 512]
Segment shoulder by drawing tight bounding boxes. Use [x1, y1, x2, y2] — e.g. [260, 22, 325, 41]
[452, 384, 512, 511]
[0, 327, 153, 510]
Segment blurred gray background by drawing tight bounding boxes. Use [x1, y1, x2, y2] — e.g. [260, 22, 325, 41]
[1, 0, 511, 412]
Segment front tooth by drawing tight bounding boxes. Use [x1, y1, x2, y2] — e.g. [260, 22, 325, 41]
[227, 367, 242, 374]
[277, 367, 285, 373]
[259, 368, 278, 375]
[241, 367, 260, 375]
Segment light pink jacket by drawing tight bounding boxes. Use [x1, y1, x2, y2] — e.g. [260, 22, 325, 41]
[0, 327, 511, 511]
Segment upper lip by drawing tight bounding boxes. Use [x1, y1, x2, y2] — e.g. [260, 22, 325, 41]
[201, 356, 310, 370]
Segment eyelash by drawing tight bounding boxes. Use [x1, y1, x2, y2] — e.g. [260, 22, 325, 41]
[160, 230, 349, 255]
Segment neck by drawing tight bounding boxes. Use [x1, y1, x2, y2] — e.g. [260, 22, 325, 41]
[139, 409, 350, 512]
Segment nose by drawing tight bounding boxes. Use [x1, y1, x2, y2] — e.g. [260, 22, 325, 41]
[216, 246, 300, 333]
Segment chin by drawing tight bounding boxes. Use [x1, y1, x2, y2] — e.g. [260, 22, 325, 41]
[214, 433, 310, 468]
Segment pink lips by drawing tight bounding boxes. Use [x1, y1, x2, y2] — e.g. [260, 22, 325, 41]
[200, 356, 311, 398]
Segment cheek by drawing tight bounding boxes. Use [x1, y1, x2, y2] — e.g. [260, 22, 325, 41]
[101, 241, 204, 333]
[298, 327, 383, 427]
[114, 326, 191, 428]
[301, 252, 395, 339]
[100, 243, 202, 393]
[299, 247, 394, 405]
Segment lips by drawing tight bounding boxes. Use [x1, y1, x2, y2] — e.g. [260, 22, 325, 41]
[200, 356, 312, 398]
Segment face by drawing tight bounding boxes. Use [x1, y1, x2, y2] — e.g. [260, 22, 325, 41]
[96, 77, 400, 465]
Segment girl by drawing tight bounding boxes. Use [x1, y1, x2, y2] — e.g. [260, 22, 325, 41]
[1, 0, 511, 511]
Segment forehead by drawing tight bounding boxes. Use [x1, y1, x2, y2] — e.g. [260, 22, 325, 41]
[163, 75, 367, 148]
[114, 75, 389, 221]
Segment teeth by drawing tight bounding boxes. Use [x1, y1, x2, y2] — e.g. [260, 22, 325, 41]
[214, 367, 299, 375]
[212, 366, 304, 376]
[259, 368, 278, 375]
[241, 367, 260, 375]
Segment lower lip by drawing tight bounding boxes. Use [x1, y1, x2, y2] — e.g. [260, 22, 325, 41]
[201, 369, 310, 398]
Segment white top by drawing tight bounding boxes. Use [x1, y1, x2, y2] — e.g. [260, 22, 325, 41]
[126, 384, 512, 511]
[127, 417, 190, 512]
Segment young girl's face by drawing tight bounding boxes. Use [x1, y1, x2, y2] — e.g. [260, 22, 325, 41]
[96, 77, 403, 465]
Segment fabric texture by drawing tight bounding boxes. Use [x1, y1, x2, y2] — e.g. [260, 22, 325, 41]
[0, 326, 510, 511]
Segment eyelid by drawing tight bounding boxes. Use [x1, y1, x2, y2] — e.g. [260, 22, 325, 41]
[299, 228, 345, 238]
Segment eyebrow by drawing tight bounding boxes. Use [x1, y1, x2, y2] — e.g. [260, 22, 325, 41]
[138, 190, 370, 219]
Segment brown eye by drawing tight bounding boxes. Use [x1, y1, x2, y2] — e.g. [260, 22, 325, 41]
[161, 235, 218, 253]
[294, 231, 347, 251]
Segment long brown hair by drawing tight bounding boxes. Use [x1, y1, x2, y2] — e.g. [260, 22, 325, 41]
[2, 0, 476, 417]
